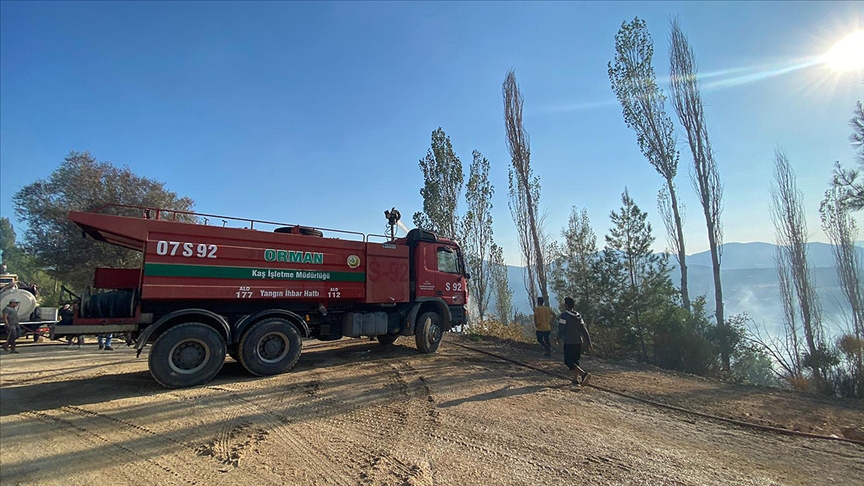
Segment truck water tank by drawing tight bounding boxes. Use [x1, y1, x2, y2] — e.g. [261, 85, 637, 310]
[0, 288, 38, 319]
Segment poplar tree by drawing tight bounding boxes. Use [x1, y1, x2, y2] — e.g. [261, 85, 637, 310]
[503, 69, 548, 306]
[463, 150, 495, 319]
[413, 127, 464, 241]
[669, 18, 727, 369]
[609, 17, 689, 311]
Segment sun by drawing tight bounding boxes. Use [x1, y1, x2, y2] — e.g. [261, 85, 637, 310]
[825, 30, 864, 72]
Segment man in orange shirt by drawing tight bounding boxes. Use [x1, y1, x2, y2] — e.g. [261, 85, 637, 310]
[533, 297, 555, 357]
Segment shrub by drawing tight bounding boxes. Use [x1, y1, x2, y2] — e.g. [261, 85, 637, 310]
[466, 318, 534, 344]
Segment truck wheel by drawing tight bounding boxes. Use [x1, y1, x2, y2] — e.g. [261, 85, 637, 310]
[377, 334, 398, 345]
[238, 318, 302, 377]
[415, 312, 443, 354]
[148, 323, 226, 389]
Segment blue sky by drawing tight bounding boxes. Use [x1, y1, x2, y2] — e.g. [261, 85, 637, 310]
[1, 1, 861, 266]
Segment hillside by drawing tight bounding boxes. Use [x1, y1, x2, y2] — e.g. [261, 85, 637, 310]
[497, 242, 863, 337]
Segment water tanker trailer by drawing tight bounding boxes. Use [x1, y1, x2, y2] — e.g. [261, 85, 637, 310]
[58, 205, 468, 388]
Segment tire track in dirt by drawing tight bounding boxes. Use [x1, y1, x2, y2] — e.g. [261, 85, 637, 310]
[196, 418, 268, 468]
[61, 405, 197, 450]
[332, 368, 420, 484]
[54, 405, 224, 484]
[405, 350, 589, 483]
[201, 384, 356, 486]
[215, 411, 241, 464]
[168, 381, 314, 472]
[264, 360, 440, 485]
[282, 364, 416, 484]
[22, 410, 195, 485]
[355, 361, 439, 485]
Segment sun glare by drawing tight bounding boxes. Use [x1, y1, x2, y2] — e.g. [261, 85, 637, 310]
[825, 30, 864, 72]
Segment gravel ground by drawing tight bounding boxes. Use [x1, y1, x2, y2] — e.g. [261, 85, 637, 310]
[1, 334, 862, 485]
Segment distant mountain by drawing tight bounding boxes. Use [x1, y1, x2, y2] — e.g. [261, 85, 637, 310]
[488, 242, 863, 338]
[686, 241, 864, 270]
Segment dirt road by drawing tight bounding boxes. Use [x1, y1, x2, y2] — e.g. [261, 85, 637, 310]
[1, 335, 862, 485]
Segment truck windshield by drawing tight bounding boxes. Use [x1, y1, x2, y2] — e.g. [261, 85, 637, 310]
[437, 247, 460, 274]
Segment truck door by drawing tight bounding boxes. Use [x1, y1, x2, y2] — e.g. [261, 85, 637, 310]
[434, 245, 466, 305]
[414, 242, 466, 305]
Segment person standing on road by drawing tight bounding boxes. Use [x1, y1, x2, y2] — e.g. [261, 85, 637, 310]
[98, 333, 114, 351]
[2, 299, 22, 354]
[60, 304, 84, 349]
[533, 297, 555, 357]
[555, 297, 592, 386]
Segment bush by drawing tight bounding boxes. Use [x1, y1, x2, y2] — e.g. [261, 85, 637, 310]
[589, 322, 632, 360]
[731, 345, 779, 387]
[466, 319, 534, 344]
[649, 301, 721, 376]
[826, 334, 864, 398]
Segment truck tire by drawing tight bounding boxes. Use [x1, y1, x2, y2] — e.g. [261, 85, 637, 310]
[238, 318, 302, 377]
[415, 312, 443, 354]
[148, 323, 227, 389]
[377, 334, 398, 345]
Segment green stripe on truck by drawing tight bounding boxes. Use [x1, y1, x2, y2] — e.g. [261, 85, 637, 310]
[143, 263, 365, 282]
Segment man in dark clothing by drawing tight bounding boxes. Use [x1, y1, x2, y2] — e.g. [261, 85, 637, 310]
[555, 297, 592, 386]
[2, 299, 22, 354]
[60, 304, 84, 348]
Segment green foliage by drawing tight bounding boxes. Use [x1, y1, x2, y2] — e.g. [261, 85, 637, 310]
[649, 294, 713, 375]
[548, 191, 735, 378]
[463, 150, 495, 319]
[609, 17, 690, 313]
[12, 151, 195, 291]
[489, 243, 513, 325]
[725, 314, 779, 386]
[413, 127, 464, 241]
[801, 347, 840, 375]
[830, 334, 863, 398]
[608, 17, 679, 182]
[550, 207, 599, 318]
[732, 346, 779, 387]
[0, 218, 21, 277]
[603, 189, 670, 362]
[0, 217, 62, 304]
[831, 101, 864, 211]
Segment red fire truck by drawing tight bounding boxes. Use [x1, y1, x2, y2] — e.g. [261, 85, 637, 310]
[56, 205, 468, 388]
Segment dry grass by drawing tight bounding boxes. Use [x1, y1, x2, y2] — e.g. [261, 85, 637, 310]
[787, 375, 812, 392]
[466, 319, 534, 344]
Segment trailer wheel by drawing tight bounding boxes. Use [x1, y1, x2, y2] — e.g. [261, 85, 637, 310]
[377, 334, 398, 345]
[238, 318, 302, 376]
[415, 312, 443, 354]
[149, 323, 226, 389]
